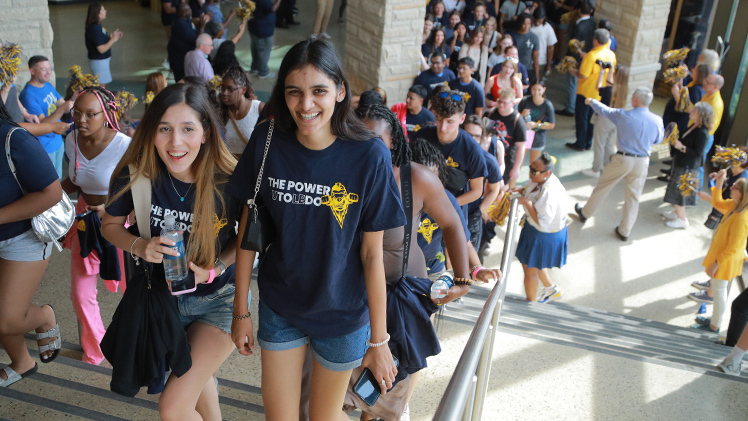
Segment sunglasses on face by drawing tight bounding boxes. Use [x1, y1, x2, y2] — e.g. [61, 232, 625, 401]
[530, 167, 546, 175]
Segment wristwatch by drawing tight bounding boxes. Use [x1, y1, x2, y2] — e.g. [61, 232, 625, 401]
[214, 258, 227, 276]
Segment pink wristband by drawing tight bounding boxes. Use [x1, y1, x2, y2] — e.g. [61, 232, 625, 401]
[471, 266, 485, 281]
[207, 268, 216, 284]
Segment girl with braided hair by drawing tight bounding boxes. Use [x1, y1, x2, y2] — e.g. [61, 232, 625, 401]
[61, 86, 131, 365]
[220, 66, 264, 158]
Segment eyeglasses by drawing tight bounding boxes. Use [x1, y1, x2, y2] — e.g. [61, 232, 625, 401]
[467, 132, 482, 140]
[37, 67, 54, 72]
[498, 100, 513, 106]
[529, 167, 545, 175]
[72, 110, 104, 120]
[221, 85, 241, 93]
[439, 91, 464, 102]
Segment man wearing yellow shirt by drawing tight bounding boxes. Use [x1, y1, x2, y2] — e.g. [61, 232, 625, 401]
[566, 29, 616, 151]
[695, 74, 724, 187]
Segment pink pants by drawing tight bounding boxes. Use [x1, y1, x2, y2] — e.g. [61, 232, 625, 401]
[68, 198, 126, 365]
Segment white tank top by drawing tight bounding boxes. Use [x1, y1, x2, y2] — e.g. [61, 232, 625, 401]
[224, 99, 261, 155]
[65, 131, 131, 195]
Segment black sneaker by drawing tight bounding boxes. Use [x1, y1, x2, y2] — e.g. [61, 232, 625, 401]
[556, 108, 574, 117]
[574, 203, 587, 223]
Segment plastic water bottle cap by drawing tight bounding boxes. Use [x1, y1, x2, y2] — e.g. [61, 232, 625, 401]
[698, 302, 707, 314]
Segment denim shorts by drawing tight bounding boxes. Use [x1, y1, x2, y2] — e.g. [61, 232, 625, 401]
[257, 300, 370, 372]
[0, 229, 52, 262]
[177, 282, 247, 334]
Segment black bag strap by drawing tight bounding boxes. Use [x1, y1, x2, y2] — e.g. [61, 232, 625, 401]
[400, 162, 413, 280]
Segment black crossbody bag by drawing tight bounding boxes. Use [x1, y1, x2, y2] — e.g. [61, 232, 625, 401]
[240, 119, 276, 252]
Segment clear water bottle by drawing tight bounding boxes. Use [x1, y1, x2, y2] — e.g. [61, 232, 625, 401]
[431, 272, 454, 300]
[162, 214, 188, 287]
[524, 113, 532, 123]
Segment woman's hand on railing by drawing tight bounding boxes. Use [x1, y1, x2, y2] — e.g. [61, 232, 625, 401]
[474, 268, 501, 284]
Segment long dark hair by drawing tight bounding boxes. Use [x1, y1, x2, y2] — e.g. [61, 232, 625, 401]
[356, 104, 411, 167]
[426, 28, 447, 57]
[410, 138, 448, 185]
[85, 2, 103, 28]
[108, 84, 236, 268]
[212, 41, 240, 77]
[0, 95, 20, 127]
[266, 39, 372, 141]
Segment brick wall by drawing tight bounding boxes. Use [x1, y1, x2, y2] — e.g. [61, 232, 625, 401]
[345, 0, 425, 104]
[0, 0, 55, 89]
[597, 0, 671, 104]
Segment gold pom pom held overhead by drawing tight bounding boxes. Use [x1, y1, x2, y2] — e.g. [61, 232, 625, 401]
[677, 170, 699, 198]
[236, 0, 256, 21]
[712, 145, 748, 166]
[69, 65, 100, 92]
[0, 43, 22, 87]
[663, 64, 690, 84]
[663, 47, 690, 67]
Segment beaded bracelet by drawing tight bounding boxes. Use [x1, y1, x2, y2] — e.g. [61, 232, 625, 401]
[232, 311, 251, 321]
[454, 277, 474, 286]
[366, 333, 390, 348]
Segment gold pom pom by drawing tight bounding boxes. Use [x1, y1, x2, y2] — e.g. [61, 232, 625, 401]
[236, 0, 256, 21]
[663, 64, 690, 84]
[568, 39, 585, 56]
[144, 91, 155, 106]
[677, 170, 699, 197]
[69, 65, 100, 92]
[487, 192, 512, 226]
[674, 87, 693, 113]
[115, 91, 138, 120]
[0, 43, 22, 86]
[712, 145, 748, 166]
[663, 123, 679, 146]
[210, 75, 222, 92]
[560, 10, 581, 25]
[663, 47, 690, 67]
[555, 56, 578, 74]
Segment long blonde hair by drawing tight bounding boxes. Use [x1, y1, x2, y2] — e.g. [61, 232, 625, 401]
[611, 65, 630, 109]
[733, 179, 748, 213]
[107, 84, 236, 267]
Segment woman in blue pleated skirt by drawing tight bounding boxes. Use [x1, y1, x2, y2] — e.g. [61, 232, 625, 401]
[514, 152, 568, 303]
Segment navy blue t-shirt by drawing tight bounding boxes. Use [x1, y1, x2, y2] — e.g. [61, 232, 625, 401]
[106, 167, 242, 296]
[420, 126, 486, 184]
[227, 121, 406, 338]
[85, 24, 111, 60]
[414, 69, 457, 99]
[0, 125, 59, 241]
[468, 149, 502, 214]
[405, 108, 436, 141]
[448, 79, 486, 116]
[421, 44, 451, 62]
[418, 191, 470, 275]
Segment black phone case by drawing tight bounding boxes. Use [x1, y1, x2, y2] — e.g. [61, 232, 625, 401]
[352, 356, 399, 406]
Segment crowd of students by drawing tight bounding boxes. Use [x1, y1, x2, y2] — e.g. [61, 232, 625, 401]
[2, 0, 748, 417]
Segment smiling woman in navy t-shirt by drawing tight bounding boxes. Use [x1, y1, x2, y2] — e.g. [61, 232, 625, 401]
[102, 84, 241, 419]
[228, 39, 405, 420]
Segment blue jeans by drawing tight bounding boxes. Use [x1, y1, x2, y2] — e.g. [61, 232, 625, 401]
[250, 35, 273, 76]
[47, 142, 64, 180]
[573, 94, 594, 149]
[565, 74, 577, 113]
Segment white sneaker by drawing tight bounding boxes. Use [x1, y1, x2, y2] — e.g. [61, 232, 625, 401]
[717, 358, 742, 376]
[258, 72, 276, 79]
[319, 32, 332, 40]
[665, 217, 689, 229]
[309, 33, 318, 40]
[162, 58, 170, 70]
[581, 168, 600, 178]
[661, 209, 677, 220]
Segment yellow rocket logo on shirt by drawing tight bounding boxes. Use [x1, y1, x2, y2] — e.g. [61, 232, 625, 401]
[418, 218, 439, 244]
[212, 213, 227, 236]
[321, 182, 359, 229]
[77, 220, 86, 232]
[446, 157, 459, 168]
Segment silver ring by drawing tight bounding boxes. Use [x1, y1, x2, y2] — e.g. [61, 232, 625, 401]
[382, 379, 387, 386]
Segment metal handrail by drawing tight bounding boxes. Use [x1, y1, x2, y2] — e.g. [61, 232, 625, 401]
[433, 198, 520, 421]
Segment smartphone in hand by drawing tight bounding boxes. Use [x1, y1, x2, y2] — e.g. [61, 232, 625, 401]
[353, 356, 399, 406]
